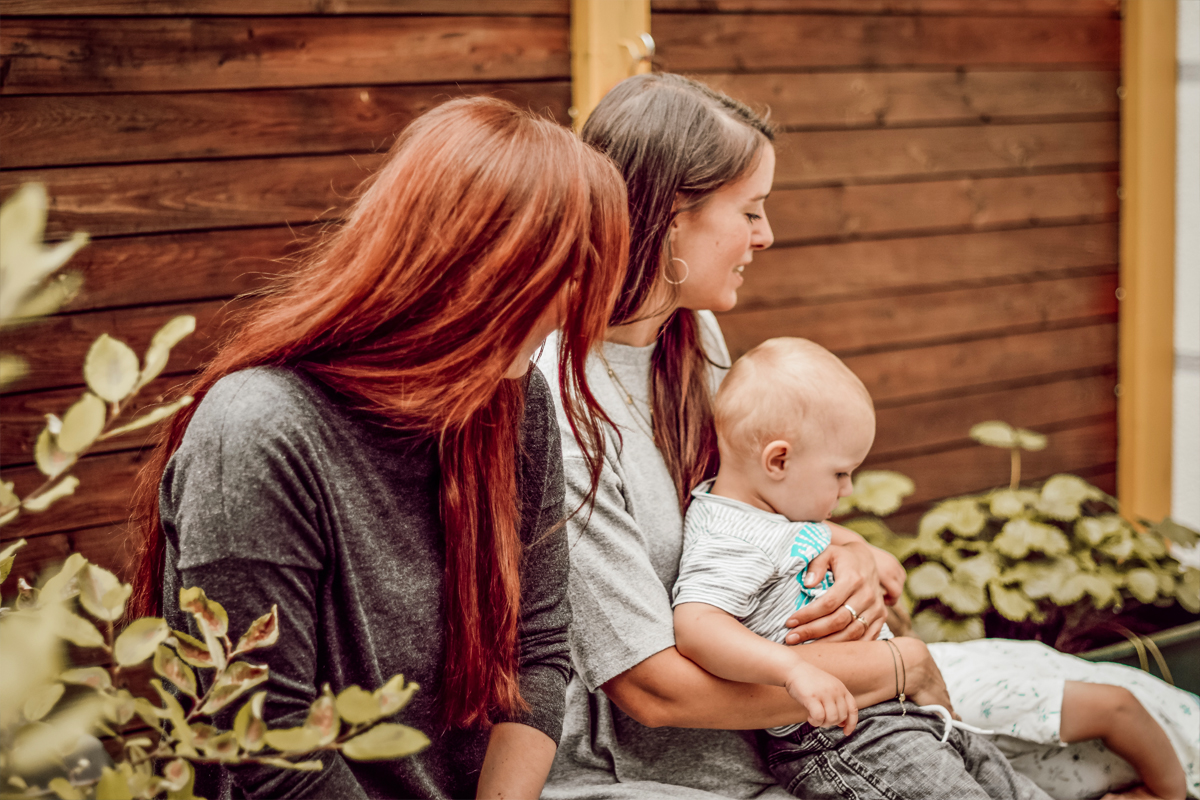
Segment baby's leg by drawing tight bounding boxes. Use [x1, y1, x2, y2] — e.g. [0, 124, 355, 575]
[762, 702, 1052, 800]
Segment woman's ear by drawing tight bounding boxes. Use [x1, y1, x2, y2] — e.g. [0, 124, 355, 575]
[762, 440, 790, 481]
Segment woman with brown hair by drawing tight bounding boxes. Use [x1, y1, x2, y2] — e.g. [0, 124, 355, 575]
[535, 73, 956, 798]
[129, 97, 629, 799]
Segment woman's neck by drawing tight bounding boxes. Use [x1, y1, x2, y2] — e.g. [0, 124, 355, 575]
[605, 305, 677, 347]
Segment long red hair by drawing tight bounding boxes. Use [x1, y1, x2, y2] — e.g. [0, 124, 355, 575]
[129, 97, 628, 729]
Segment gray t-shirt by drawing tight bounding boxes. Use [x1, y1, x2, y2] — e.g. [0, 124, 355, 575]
[160, 366, 569, 800]
[535, 312, 793, 799]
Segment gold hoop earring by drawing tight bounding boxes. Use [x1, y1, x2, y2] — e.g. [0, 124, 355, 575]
[665, 257, 689, 285]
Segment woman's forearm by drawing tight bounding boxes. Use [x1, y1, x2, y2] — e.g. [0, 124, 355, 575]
[476, 722, 557, 800]
[603, 637, 938, 730]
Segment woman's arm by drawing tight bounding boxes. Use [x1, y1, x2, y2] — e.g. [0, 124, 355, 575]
[602, 635, 950, 730]
[476, 723, 557, 800]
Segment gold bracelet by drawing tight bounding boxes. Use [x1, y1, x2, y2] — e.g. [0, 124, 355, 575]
[884, 639, 907, 713]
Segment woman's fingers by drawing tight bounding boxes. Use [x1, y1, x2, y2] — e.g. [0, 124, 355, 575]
[802, 549, 835, 588]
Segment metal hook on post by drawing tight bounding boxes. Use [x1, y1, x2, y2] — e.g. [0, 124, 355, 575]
[617, 31, 655, 75]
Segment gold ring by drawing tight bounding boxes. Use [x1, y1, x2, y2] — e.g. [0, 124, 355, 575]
[843, 604, 859, 621]
[856, 617, 869, 627]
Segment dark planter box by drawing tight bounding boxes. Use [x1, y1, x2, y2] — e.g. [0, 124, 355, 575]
[1079, 621, 1200, 695]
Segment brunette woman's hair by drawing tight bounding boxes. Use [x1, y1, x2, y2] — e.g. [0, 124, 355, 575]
[129, 97, 628, 730]
[580, 73, 774, 507]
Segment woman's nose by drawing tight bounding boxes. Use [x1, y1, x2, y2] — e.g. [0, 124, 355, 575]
[752, 215, 774, 250]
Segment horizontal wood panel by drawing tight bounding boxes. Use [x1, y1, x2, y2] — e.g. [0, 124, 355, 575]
[871, 372, 1116, 459]
[0, 16, 569, 95]
[652, 0, 1119, 16]
[774, 122, 1116, 187]
[1, 450, 148, 541]
[0, 299, 242, 395]
[845, 322, 1116, 404]
[0, 374, 190, 466]
[707, 71, 1117, 129]
[1, 525, 134, 604]
[2, 153, 385, 238]
[58, 227, 297, 314]
[866, 417, 1116, 506]
[0, 1, 566, 13]
[1, 82, 571, 169]
[654, 13, 1120, 71]
[719, 272, 1117, 357]
[740, 223, 1117, 307]
[766, 171, 1117, 244]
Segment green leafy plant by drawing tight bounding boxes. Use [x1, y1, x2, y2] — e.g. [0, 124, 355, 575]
[0, 544, 429, 799]
[0, 184, 195, 526]
[839, 422, 1200, 645]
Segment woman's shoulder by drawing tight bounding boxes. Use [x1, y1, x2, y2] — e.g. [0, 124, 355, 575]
[186, 366, 331, 448]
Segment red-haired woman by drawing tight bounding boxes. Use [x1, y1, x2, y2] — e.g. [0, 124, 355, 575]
[129, 97, 628, 799]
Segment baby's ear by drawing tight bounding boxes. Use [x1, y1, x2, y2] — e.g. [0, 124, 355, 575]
[762, 440, 790, 479]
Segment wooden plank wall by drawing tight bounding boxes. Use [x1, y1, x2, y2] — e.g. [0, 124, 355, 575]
[0, 0, 572, 590]
[652, 0, 1122, 530]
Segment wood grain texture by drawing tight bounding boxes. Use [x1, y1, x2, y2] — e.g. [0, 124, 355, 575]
[719, 272, 1117, 358]
[705, 71, 1117, 129]
[773, 122, 1117, 187]
[1, 526, 134, 603]
[865, 417, 1116, 506]
[739, 223, 1117, 308]
[844, 323, 1116, 405]
[0, 374, 192, 466]
[1, 82, 571, 169]
[0, 1, 568, 14]
[653, 13, 1120, 71]
[0, 16, 569, 95]
[870, 372, 1116, 459]
[0, 299, 243, 395]
[652, 0, 1119, 16]
[56, 227, 299, 315]
[1, 154, 385, 238]
[766, 171, 1118, 244]
[1, 450, 148, 541]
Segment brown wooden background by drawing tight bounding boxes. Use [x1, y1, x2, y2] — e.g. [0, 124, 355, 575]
[0, 0, 572, 590]
[653, 0, 1122, 531]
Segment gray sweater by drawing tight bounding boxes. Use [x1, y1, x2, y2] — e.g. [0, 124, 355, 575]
[160, 366, 569, 799]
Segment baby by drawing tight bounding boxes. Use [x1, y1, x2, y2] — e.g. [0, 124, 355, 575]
[671, 337, 1189, 800]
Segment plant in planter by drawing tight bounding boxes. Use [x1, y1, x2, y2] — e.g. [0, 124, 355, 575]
[837, 421, 1200, 648]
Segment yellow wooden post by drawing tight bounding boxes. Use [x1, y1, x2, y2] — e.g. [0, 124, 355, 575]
[1119, 0, 1177, 520]
[570, 0, 652, 132]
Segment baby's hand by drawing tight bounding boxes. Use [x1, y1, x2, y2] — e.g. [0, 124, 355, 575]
[784, 661, 858, 735]
[1101, 787, 1173, 800]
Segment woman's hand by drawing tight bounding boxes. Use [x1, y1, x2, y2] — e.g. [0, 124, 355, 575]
[891, 637, 955, 714]
[785, 541, 887, 643]
[871, 546, 907, 606]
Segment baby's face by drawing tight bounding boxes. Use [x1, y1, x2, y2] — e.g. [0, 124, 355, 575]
[773, 410, 875, 522]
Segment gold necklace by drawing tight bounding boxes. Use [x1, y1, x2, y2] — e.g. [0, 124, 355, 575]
[596, 350, 655, 439]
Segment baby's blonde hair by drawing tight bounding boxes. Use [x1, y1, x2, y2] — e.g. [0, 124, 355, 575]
[714, 337, 873, 462]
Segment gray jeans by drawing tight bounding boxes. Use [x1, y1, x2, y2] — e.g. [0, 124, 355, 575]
[761, 701, 1054, 800]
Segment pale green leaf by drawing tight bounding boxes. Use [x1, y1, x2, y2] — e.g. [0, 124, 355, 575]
[264, 726, 322, 754]
[969, 420, 1016, 449]
[94, 766, 134, 800]
[48, 777, 84, 800]
[253, 757, 324, 772]
[78, 563, 131, 622]
[940, 580, 989, 615]
[336, 685, 383, 725]
[940, 615, 986, 642]
[84, 334, 140, 403]
[154, 644, 198, 698]
[137, 315, 196, 390]
[234, 604, 279, 655]
[102, 395, 193, 440]
[989, 583, 1037, 621]
[0, 354, 28, 390]
[40, 552, 87, 604]
[342, 723, 430, 761]
[1176, 569, 1200, 613]
[50, 607, 105, 648]
[179, 585, 229, 637]
[57, 392, 108, 454]
[23, 682, 64, 721]
[115, 617, 169, 666]
[1125, 568, 1159, 603]
[1014, 427, 1047, 451]
[0, 536, 26, 583]
[1148, 518, 1200, 547]
[1036, 474, 1103, 521]
[61, 666, 113, 691]
[906, 562, 951, 599]
[199, 660, 269, 716]
[1075, 514, 1126, 546]
[23, 475, 81, 513]
[12, 272, 82, 321]
[306, 685, 339, 746]
[234, 691, 267, 752]
[376, 674, 419, 717]
[1099, 532, 1136, 562]
[34, 428, 76, 480]
[989, 489, 1036, 519]
[0, 183, 89, 323]
[170, 629, 215, 668]
[201, 731, 240, 761]
[103, 689, 137, 727]
[953, 552, 1001, 588]
[993, 518, 1070, 559]
[845, 471, 914, 516]
[161, 758, 193, 797]
[926, 498, 987, 538]
[1132, 533, 1167, 561]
